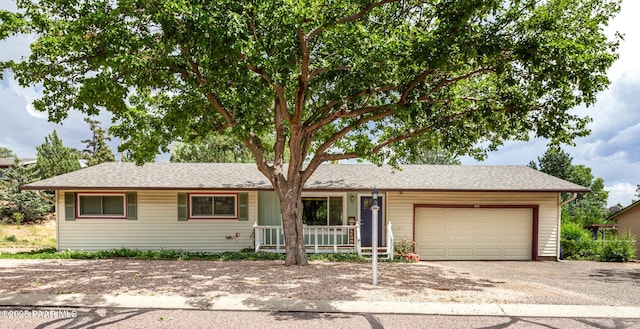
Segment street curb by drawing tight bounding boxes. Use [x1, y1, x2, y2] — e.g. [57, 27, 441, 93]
[1, 293, 639, 318]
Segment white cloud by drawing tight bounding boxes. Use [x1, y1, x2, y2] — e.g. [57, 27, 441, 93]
[606, 182, 636, 208]
[7, 76, 47, 119]
[606, 0, 640, 81]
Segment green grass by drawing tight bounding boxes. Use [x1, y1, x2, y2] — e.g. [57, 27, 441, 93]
[0, 247, 397, 262]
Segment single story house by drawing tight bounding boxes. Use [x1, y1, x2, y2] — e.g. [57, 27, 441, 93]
[608, 200, 640, 258]
[23, 162, 588, 260]
[0, 157, 37, 170]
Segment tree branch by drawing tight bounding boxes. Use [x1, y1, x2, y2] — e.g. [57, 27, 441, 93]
[309, 65, 351, 80]
[304, 107, 396, 177]
[417, 67, 494, 101]
[308, 0, 400, 40]
[246, 63, 293, 124]
[304, 84, 398, 133]
[399, 69, 436, 105]
[294, 27, 310, 125]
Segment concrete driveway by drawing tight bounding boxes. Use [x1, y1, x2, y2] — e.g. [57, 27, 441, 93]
[431, 261, 640, 306]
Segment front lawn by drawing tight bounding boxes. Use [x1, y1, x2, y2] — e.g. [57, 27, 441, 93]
[0, 220, 55, 250]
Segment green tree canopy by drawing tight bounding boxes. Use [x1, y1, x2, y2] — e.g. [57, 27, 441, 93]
[1, 0, 621, 265]
[36, 130, 81, 179]
[530, 146, 609, 225]
[170, 134, 254, 163]
[1, 156, 51, 223]
[169, 133, 286, 163]
[528, 146, 573, 181]
[0, 146, 14, 158]
[81, 117, 116, 166]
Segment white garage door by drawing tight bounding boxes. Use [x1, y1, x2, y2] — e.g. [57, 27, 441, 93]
[415, 207, 533, 260]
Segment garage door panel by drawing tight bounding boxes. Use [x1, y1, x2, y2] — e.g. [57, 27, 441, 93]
[477, 222, 502, 230]
[416, 207, 533, 260]
[476, 235, 501, 243]
[475, 249, 501, 257]
[447, 249, 473, 257]
[448, 235, 474, 243]
[420, 248, 445, 257]
[446, 221, 473, 231]
[504, 250, 530, 258]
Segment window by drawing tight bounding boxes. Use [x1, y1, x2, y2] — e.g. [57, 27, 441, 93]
[302, 196, 344, 226]
[189, 194, 237, 219]
[77, 193, 126, 218]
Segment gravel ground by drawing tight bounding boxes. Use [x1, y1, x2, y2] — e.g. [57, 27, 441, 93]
[0, 259, 638, 306]
[430, 261, 640, 306]
[2, 308, 640, 329]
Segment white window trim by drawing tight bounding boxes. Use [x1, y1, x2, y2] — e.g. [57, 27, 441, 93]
[301, 192, 347, 226]
[76, 193, 127, 219]
[189, 193, 238, 219]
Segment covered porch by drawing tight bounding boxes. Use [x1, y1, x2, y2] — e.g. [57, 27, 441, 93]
[253, 222, 394, 258]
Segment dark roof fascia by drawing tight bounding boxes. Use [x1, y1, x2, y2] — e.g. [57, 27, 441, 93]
[607, 199, 640, 221]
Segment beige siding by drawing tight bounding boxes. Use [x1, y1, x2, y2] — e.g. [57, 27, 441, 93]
[57, 190, 258, 252]
[385, 191, 561, 258]
[616, 206, 640, 258]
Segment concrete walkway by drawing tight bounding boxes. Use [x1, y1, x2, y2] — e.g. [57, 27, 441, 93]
[1, 293, 639, 318]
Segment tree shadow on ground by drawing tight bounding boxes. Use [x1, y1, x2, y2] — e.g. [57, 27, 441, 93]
[589, 268, 640, 286]
[0, 307, 152, 329]
[0, 260, 501, 303]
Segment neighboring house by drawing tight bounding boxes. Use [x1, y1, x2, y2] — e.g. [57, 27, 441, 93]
[0, 157, 37, 181]
[22, 162, 588, 261]
[0, 157, 37, 170]
[608, 200, 640, 258]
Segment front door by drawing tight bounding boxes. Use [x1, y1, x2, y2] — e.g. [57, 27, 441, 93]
[360, 196, 383, 247]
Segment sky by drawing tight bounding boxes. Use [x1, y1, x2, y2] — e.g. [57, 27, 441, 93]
[0, 1, 638, 207]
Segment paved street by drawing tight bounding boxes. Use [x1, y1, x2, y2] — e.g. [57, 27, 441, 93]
[2, 307, 640, 329]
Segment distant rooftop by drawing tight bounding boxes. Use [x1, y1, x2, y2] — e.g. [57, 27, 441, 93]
[0, 157, 37, 168]
[23, 162, 590, 193]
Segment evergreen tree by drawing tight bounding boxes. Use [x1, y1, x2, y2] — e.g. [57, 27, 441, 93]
[535, 146, 573, 181]
[530, 146, 609, 226]
[0, 146, 14, 158]
[81, 117, 115, 166]
[170, 134, 254, 163]
[36, 130, 81, 179]
[0, 157, 51, 223]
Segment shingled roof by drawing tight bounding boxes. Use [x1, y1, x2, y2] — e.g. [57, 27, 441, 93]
[0, 157, 37, 168]
[22, 162, 589, 192]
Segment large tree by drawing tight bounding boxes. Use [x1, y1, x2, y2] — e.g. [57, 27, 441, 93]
[1, 0, 620, 265]
[1, 156, 51, 223]
[529, 146, 609, 225]
[36, 130, 81, 179]
[81, 117, 116, 166]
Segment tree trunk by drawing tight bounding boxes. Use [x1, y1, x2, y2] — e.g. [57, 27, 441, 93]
[275, 184, 308, 266]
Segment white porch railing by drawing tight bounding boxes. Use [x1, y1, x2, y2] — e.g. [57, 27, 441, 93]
[253, 221, 395, 258]
[254, 223, 361, 254]
[386, 222, 394, 260]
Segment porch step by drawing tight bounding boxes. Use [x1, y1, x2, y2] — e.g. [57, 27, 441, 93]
[360, 247, 390, 256]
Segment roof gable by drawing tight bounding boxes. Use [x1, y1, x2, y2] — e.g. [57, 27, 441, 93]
[22, 162, 589, 192]
[608, 199, 640, 221]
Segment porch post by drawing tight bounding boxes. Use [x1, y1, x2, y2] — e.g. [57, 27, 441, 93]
[371, 188, 379, 285]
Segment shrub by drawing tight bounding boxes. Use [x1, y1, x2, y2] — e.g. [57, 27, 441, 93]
[600, 232, 636, 262]
[4, 235, 17, 242]
[561, 222, 599, 260]
[394, 237, 416, 256]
